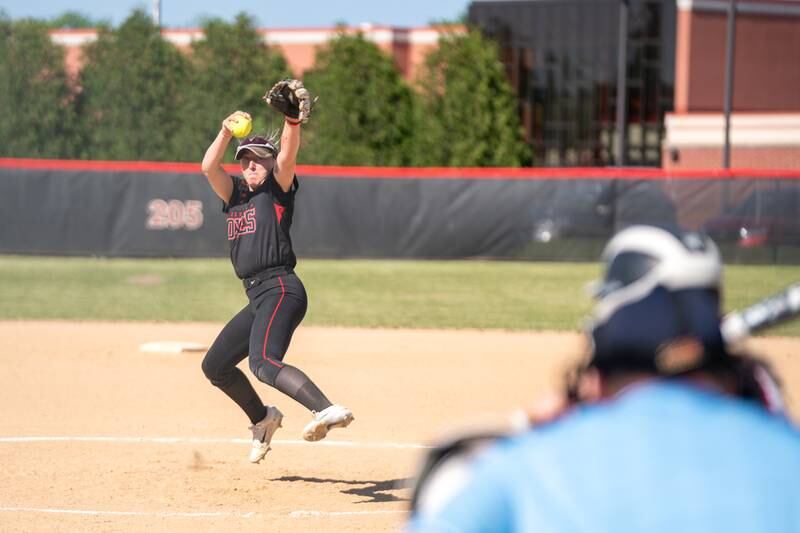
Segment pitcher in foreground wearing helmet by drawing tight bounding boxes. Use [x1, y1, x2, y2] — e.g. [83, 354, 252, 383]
[200, 79, 353, 464]
[409, 225, 800, 532]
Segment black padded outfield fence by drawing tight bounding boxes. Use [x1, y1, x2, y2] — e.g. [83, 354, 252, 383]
[1, 159, 798, 263]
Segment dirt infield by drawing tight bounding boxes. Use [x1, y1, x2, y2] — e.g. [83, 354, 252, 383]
[2, 322, 799, 532]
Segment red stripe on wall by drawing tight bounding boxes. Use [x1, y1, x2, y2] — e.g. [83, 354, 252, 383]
[1, 158, 800, 180]
[0, 158, 202, 173]
[293, 165, 800, 180]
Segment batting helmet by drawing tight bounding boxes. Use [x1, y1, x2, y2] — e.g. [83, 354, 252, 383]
[588, 225, 725, 375]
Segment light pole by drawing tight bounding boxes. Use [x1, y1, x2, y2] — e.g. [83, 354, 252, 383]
[722, 0, 737, 168]
[614, 0, 629, 167]
[152, 0, 162, 27]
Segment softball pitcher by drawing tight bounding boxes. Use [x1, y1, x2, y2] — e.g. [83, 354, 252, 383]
[200, 79, 353, 464]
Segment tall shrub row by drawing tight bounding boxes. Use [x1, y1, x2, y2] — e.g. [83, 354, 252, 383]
[1, 10, 528, 166]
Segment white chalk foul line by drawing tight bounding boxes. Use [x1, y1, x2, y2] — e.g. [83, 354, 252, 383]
[0, 506, 255, 519]
[0, 506, 408, 520]
[0, 435, 430, 449]
[290, 510, 409, 518]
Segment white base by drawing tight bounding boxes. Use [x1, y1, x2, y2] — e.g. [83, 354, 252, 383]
[139, 341, 208, 354]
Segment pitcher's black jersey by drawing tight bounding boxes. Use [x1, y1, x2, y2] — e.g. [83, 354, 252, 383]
[223, 171, 298, 279]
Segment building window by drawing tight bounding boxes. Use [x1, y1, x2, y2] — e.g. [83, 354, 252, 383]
[469, 0, 676, 167]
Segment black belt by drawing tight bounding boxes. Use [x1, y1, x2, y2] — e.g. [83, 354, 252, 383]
[242, 266, 293, 289]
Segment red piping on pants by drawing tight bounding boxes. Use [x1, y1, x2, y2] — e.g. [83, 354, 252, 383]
[261, 276, 286, 361]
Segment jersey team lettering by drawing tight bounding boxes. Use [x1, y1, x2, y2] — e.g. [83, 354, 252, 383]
[227, 206, 257, 240]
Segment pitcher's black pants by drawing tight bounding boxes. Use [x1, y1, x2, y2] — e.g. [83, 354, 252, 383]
[201, 273, 332, 424]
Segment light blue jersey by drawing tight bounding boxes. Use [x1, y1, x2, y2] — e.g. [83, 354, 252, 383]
[411, 382, 800, 533]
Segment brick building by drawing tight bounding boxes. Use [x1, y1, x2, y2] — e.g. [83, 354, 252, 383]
[49, 3, 800, 169]
[469, 0, 800, 169]
[666, 0, 800, 169]
[49, 23, 457, 83]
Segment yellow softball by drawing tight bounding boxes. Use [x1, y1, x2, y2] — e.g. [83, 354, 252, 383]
[229, 115, 252, 138]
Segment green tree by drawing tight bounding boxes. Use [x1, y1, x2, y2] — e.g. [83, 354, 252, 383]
[48, 11, 109, 28]
[414, 29, 529, 167]
[0, 17, 79, 158]
[180, 14, 290, 161]
[75, 10, 191, 161]
[301, 31, 415, 166]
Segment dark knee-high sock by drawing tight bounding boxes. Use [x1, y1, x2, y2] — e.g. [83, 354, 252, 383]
[215, 368, 267, 424]
[273, 364, 333, 412]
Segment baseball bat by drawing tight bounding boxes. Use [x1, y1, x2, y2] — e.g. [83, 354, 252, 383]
[721, 282, 800, 343]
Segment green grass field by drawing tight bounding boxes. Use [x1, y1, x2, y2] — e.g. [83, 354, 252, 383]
[0, 256, 798, 335]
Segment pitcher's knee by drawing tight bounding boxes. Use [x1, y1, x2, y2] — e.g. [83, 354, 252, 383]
[201, 354, 224, 383]
[250, 356, 284, 386]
